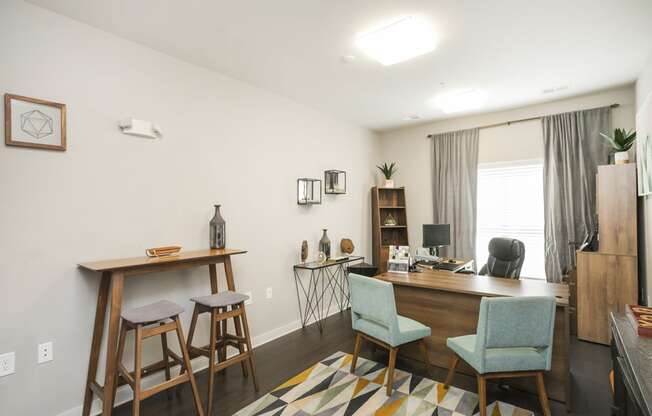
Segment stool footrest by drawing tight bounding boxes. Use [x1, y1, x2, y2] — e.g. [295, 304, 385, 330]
[118, 363, 135, 387]
[141, 373, 190, 400]
[116, 357, 180, 387]
[166, 348, 183, 366]
[88, 381, 103, 399]
[142, 321, 177, 339]
[210, 351, 250, 374]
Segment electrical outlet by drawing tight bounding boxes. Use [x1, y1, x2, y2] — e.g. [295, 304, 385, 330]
[0, 352, 16, 377]
[244, 291, 253, 306]
[266, 287, 273, 299]
[38, 342, 53, 364]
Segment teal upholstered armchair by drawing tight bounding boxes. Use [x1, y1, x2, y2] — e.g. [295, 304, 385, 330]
[348, 273, 431, 395]
[444, 296, 556, 416]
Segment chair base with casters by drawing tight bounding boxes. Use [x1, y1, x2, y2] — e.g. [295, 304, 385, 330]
[115, 300, 204, 416]
[186, 291, 258, 416]
[350, 331, 431, 396]
[444, 353, 551, 416]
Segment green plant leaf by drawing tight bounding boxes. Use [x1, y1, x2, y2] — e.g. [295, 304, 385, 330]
[600, 128, 636, 152]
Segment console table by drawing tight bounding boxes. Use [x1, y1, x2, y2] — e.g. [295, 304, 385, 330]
[78, 248, 246, 416]
[293, 256, 364, 331]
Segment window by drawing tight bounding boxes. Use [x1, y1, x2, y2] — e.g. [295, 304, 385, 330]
[476, 160, 545, 279]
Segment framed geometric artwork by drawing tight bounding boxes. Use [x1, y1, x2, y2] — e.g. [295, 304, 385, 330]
[4, 93, 67, 151]
[636, 91, 652, 196]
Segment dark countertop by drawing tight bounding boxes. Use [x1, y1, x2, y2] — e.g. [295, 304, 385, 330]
[611, 312, 652, 416]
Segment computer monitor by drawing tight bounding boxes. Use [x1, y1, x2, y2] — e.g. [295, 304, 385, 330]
[423, 224, 450, 256]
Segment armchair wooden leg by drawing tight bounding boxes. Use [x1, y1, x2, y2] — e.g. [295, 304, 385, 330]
[535, 372, 552, 416]
[386, 347, 398, 396]
[350, 333, 362, 374]
[419, 339, 431, 376]
[444, 354, 459, 388]
[477, 374, 487, 416]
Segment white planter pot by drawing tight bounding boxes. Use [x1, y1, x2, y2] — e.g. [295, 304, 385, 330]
[615, 151, 629, 164]
[384, 179, 394, 188]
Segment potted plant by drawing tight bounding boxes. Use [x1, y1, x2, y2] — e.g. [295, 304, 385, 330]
[377, 162, 398, 187]
[600, 128, 636, 164]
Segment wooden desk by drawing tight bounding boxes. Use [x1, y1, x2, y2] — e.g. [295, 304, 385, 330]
[376, 269, 571, 407]
[78, 248, 246, 416]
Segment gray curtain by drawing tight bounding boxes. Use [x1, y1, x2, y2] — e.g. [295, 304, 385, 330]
[432, 128, 479, 260]
[543, 107, 612, 283]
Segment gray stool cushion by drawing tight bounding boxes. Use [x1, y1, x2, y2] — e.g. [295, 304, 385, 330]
[121, 300, 184, 324]
[191, 291, 249, 308]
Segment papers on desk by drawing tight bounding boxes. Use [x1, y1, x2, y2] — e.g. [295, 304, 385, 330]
[388, 245, 410, 274]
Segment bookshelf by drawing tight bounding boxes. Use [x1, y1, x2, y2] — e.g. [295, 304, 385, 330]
[371, 187, 409, 273]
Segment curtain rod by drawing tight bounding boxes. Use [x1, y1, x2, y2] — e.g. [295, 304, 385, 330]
[426, 103, 620, 138]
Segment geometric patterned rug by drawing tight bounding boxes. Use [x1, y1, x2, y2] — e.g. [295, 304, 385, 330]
[234, 351, 533, 416]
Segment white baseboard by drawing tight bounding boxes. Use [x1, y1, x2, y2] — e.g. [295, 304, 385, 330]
[56, 308, 345, 416]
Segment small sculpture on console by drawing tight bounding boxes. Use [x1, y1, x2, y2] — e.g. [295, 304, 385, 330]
[340, 238, 354, 255]
[301, 240, 308, 262]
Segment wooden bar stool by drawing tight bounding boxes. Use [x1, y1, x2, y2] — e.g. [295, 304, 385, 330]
[186, 291, 258, 416]
[114, 300, 204, 416]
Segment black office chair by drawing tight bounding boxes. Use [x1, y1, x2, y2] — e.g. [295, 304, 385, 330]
[478, 237, 525, 279]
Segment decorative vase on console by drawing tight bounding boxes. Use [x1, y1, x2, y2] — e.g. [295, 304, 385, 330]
[209, 204, 226, 249]
[319, 229, 331, 259]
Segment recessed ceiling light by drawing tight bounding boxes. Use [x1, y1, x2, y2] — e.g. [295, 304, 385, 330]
[433, 89, 488, 114]
[403, 115, 421, 121]
[355, 16, 436, 66]
[341, 55, 357, 63]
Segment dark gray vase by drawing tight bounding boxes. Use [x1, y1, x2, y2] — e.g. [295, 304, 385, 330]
[319, 229, 331, 259]
[210, 205, 226, 249]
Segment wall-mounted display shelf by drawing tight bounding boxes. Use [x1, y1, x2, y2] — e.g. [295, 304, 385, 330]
[297, 178, 322, 205]
[324, 170, 346, 194]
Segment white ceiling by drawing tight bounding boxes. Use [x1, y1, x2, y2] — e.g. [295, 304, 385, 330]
[27, 0, 652, 131]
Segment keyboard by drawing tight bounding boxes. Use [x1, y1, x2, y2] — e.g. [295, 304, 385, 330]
[434, 262, 462, 271]
[416, 260, 463, 271]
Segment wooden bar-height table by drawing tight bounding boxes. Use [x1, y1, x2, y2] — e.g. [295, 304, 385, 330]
[78, 248, 247, 416]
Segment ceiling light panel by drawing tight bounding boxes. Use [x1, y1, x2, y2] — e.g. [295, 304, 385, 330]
[355, 16, 436, 66]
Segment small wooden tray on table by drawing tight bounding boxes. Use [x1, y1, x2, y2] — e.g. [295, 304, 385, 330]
[626, 304, 652, 337]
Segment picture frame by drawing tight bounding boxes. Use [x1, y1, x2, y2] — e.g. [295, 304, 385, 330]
[4, 93, 67, 151]
[637, 91, 652, 196]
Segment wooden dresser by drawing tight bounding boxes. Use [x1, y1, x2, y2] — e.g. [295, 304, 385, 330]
[577, 164, 639, 345]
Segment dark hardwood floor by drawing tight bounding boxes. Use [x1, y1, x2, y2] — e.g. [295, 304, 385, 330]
[114, 310, 612, 416]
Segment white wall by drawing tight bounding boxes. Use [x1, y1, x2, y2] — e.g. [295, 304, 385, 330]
[636, 53, 652, 305]
[0, 1, 379, 415]
[378, 86, 636, 249]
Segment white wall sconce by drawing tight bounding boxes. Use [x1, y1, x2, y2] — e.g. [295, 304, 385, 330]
[118, 118, 162, 139]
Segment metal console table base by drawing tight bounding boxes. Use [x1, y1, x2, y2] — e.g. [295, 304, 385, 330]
[293, 256, 364, 331]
